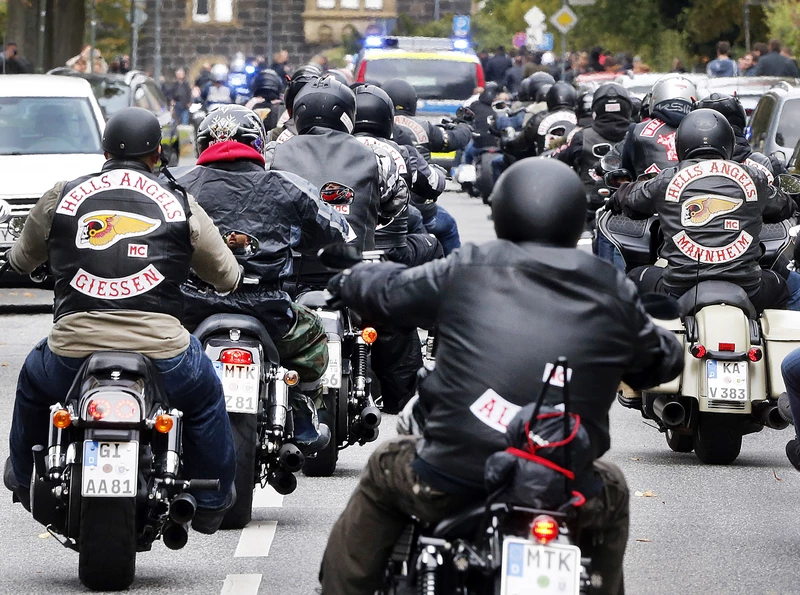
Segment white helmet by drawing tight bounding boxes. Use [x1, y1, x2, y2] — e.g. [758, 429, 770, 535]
[210, 63, 229, 83]
[650, 74, 696, 113]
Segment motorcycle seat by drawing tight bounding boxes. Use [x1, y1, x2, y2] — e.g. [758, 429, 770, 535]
[296, 290, 330, 310]
[193, 314, 280, 364]
[83, 351, 151, 377]
[677, 281, 757, 319]
[432, 504, 488, 540]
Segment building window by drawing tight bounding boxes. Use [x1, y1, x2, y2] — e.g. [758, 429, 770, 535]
[192, 0, 234, 22]
[315, 0, 384, 8]
[364, 0, 383, 8]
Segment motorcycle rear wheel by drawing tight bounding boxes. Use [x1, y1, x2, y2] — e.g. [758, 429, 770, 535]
[220, 412, 257, 529]
[479, 153, 496, 204]
[665, 429, 694, 453]
[78, 497, 136, 591]
[693, 413, 742, 464]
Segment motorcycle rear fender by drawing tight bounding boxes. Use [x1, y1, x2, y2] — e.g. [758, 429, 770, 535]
[203, 336, 265, 369]
[692, 305, 765, 413]
[761, 309, 800, 397]
[313, 308, 345, 337]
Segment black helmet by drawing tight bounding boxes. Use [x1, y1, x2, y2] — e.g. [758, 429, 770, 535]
[382, 78, 417, 116]
[102, 107, 162, 158]
[695, 92, 747, 132]
[293, 77, 356, 134]
[250, 68, 283, 103]
[354, 84, 394, 139]
[528, 72, 556, 100]
[285, 65, 323, 116]
[546, 82, 577, 111]
[576, 89, 593, 120]
[518, 78, 534, 102]
[676, 108, 735, 161]
[196, 105, 267, 156]
[630, 96, 643, 122]
[591, 82, 632, 119]
[535, 84, 552, 104]
[479, 82, 501, 106]
[491, 158, 585, 247]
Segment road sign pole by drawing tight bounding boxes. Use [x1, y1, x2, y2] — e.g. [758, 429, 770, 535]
[154, 0, 162, 84]
[561, 32, 567, 80]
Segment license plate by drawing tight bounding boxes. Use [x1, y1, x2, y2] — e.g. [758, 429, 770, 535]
[321, 341, 341, 389]
[706, 359, 748, 401]
[214, 361, 260, 413]
[82, 441, 138, 497]
[500, 537, 580, 595]
[458, 164, 477, 183]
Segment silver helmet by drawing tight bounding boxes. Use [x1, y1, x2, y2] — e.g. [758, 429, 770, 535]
[649, 75, 696, 114]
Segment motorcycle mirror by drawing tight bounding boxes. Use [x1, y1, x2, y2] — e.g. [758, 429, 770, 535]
[456, 106, 475, 122]
[491, 100, 508, 111]
[640, 293, 682, 320]
[778, 173, 800, 195]
[317, 243, 364, 270]
[598, 154, 622, 175]
[222, 231, 260, 256]
[772, 150, 787, 164]
[592, 143, 613, 159]
[636, 172, 659, 182]
[603, 169, 633, 189]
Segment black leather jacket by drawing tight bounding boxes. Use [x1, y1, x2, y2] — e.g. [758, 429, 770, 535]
[616, 158, 793, 292]
[393, 114, 472, 162]
[332, 241, 683, 491]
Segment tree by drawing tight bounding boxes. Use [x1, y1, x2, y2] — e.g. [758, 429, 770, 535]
[764, 0, 800, 57]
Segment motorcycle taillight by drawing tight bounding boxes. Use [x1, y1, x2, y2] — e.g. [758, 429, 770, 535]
[531, 515, 559, 545]
[219, 348, 253, 365]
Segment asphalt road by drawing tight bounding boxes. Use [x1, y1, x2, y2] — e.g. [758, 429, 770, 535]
[0, 189, 798, 595]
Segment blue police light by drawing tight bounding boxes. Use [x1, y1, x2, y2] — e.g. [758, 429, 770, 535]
[452, 38, 470, 51]
[365, 36, 384, 48]
[245, 65, 256, 74]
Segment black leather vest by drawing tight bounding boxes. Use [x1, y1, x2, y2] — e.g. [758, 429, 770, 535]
[48, 161, 192, 322]
[631, 118, 679, 176]
[270, 127, 381, 251]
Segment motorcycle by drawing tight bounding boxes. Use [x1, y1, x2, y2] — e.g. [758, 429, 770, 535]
[382, 358, 591, 595]
[598, 169, 800, 464]
[289, 245, 383, 477]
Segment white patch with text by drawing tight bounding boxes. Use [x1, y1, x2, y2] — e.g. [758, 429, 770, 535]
[70, 265, 165, 299]
[469, 389, 521, 434]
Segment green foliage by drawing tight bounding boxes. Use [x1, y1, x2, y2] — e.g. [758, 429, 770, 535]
[765, 0, 800, 57]
[85, 0, 131, 60]
[0, 0, 7, 42]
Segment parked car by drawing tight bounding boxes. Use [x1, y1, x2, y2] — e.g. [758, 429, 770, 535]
[746, 82, 800, 165]
[48, 68, 182, 166]
[697, 76, 800, 115]
[0, 75, 106, 250]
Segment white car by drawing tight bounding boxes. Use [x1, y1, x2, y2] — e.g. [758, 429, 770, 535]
[0, 75, 106, 248]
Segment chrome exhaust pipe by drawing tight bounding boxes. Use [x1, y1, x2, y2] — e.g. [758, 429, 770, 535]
[755, 403, 790, 430]
[169, 493, 197, 524]
[162, 521, 190, 550]
[652, 396, 686, 428]
[360, 406, 381, 430]
[279, 443, 305, 473]
[268, 469, 298, 495]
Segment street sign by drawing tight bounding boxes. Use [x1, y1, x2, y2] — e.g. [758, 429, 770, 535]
[568, 0, 596, 5]
[125, 7, 148, 28]
[513, 32, 527, 48]
[550, 5, 578, 34]
[452, 15, 471, 38]
[524, 6, 546, 27]
[536, 33, 554, 51]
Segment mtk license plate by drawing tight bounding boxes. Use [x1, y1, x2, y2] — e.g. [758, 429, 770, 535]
[500, 537, 580, 595]
[706, 359, 748, 401]
[82, 441, 138, 497]
[214, 361, 260, 413]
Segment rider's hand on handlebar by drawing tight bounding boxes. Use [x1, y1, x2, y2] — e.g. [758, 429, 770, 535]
[604, 197, 622, 215]
[326, 271, 348, 310]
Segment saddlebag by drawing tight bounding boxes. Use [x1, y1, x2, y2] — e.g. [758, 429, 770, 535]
[761, 309, 800, 397]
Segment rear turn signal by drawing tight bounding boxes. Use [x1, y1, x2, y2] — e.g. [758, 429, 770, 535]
[155, 414, 174, 434]
[690, 344, 706, 359]
[53, 409, 71, 429]
[531, 514, 559, 545]
[284, 370, 300, 386]
[361, 327, 378, 344]
[219, 348, 253, 365]
[748, 347, 763, 362]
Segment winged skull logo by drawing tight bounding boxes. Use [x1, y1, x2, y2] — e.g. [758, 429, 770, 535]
[681, 195, 742, 226]
[77, 211, 161, 250]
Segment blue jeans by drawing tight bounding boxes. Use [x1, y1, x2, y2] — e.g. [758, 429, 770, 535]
[594, 232, 626, 272]
[9, 336, 234, 509]
[492, 155, 507, 184]
[786, 271, 800, 312]
[423, 205, 461, 256]
[781, 348, 800, 440]
[462, 141, 478, 165]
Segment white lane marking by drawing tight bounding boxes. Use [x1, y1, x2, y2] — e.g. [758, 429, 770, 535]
[221, 574, 262, 594]
[578, 238, 593, 246]
[235, 521, 278, 557]
[252, 485, 284, 508]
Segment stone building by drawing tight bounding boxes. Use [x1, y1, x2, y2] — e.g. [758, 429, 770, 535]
[139, 0, 473, 78]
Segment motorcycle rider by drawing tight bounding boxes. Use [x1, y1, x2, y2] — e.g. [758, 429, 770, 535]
[555, 83, 633, 226]
[461, 82, 501, 166]
[3, 108, 240, 533]
[201, 63, 236, 108]
[383, 78, 470, 255]
[266, 64, 322, 143]
[245, 68, 286, 132]
[265, 77, 405, 258]
[609, 109, 793, 312]
[177, 105, 351, 452]
[504, 81, 578, 158]
[319, 158, 684, 595]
